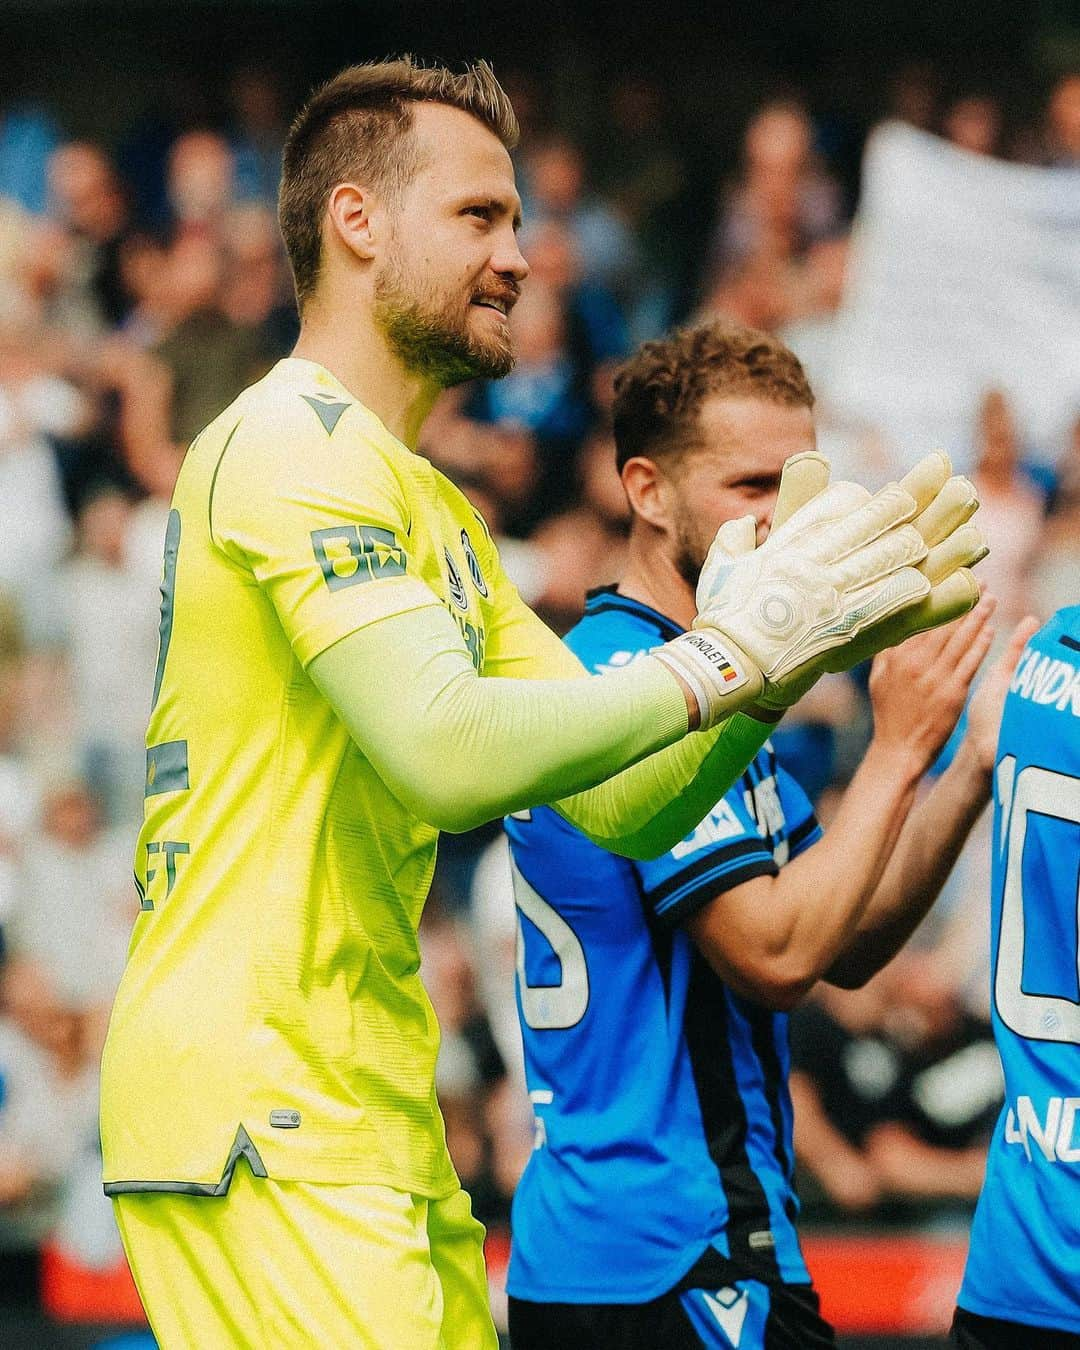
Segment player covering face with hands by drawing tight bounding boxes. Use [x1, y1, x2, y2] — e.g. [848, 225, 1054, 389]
[100, 57, 985, 1350]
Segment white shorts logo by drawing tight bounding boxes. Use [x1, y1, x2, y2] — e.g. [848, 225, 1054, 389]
[704, 1286, 749, 1346]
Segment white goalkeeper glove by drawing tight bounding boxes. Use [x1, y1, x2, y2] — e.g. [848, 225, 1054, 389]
[748, 451, 988, 708]
[651, 452, 987, 727]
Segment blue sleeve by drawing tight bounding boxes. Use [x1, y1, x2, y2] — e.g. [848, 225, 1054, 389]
[632, 777, 778, 929]
[775, 765, 822, 859]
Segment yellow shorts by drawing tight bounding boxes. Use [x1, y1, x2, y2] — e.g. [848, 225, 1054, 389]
[112, 1162, 498, 1349]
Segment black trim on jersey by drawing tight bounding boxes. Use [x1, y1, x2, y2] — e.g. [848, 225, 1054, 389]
[743, 996, 797, 1217]
[741, 747, 805, 1216]
[644, 900, 676, 1010]
[683, 950, 784, 1282]
[647, 841, 778, 928]
[950, 1307, 1077, 1349]
[660, 858, 780, 929]
[742, 756, 766, 837]
[1060, 634, 1080, 654]
[583, 586, 684, 642]
[786, 817, 820, 854]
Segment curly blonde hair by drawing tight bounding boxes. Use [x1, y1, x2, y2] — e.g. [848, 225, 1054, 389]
[612, 321, 814, 471]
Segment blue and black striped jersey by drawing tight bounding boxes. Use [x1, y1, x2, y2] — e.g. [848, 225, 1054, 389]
[506, 588, 821, 1304]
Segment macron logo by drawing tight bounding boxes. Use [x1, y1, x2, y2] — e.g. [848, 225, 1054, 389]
[704, 1286, 749, 1345]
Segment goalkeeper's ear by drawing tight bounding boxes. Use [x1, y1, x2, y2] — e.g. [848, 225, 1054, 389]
[770, 452, 831, 532]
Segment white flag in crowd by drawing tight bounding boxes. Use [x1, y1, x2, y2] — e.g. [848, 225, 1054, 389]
[825, 122, 1080, 475]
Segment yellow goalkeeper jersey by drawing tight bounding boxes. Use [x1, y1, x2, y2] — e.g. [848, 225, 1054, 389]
[100, 357, 562, 1198]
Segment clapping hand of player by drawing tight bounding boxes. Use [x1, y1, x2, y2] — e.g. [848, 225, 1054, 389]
[868, 595, 997, 771]
[654, 449, 989, 726]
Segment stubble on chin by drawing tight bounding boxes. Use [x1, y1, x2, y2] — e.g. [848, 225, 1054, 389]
[373, 265, 516, 388]
[673, 520, 707, 591]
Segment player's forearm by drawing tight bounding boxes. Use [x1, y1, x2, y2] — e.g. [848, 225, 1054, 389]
[721, 742, 923, 1005]
[310, 609, 696, 834]
[826, 740, 991, 988]
[552, 712, 772, 860]
[311, 605, 778, 841]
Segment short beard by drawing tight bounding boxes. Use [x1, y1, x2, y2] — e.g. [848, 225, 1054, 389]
[373, 256, 515, 388]
[673, 518, 707, 590]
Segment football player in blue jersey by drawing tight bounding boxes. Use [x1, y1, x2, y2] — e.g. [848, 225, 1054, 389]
[952, 608, 1080, 1350]
[504, 321, 1028, 1350]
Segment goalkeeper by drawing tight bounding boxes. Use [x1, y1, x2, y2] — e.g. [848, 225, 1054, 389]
[100, 58, 987, 1350]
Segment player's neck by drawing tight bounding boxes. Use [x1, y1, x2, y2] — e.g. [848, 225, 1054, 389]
[292, 314, 439, 451]
[619, 527, 696, 631]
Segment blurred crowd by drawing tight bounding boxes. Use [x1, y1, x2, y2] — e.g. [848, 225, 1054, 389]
[0, 55, 1077, 1337]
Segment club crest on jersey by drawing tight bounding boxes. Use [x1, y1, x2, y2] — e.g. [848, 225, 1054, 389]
[445, 550, 469, 610]
[461, 529, 488, 597]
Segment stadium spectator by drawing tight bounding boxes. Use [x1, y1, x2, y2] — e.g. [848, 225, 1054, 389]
[113, 231, 171, 350]
[789, 954, 1002, 1219]
[595, 77, 696, 336]
[165, 130, 234, 241]
[422, 911, 516, 1225]
[1031, 415, 1080, 617]
[4, 778, 132, 1023]
[60, 488, 160, 826]
[220, 203, 298, 355]
[885, 61, 943, 133]
[523, 134, 641, 300]
[470, 280, 589, 445]
[703, 100, 844, 297]
[0, 102, 59, 217]
[422, 396, 542, 538]
[968, 388, 1045, 635]
[465, 273, 609, 524]
[0, 594, 33, 930]
[0, 331, 73, 643]
[519, 218, 631, 372]
[1046, 71, 1080, 166]
[227, 67, 288, 207]
[41, 143, 136, 335]
[788, 979, 890, 1216]
[942, 94, 1003, 158]
[151, 232, 275, 444]
[524, 425, 630, 630]
[0, 773, 132, 1316]
[0, 1012, 77, 1310]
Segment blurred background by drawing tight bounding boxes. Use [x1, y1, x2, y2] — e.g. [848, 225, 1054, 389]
[0, 0, 1077, 1345]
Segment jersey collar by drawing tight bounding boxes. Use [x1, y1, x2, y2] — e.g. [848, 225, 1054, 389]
[583, 586, 685, 641]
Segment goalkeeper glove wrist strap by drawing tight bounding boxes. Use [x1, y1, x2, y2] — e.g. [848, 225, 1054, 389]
[652, 630, 763, 730]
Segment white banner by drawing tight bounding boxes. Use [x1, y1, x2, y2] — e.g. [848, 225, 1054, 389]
[825, 122, 1080, 475]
